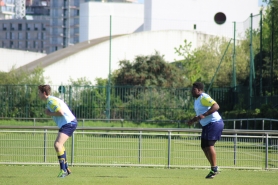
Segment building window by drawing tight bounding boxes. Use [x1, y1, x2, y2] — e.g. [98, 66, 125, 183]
[26, 32, 30, 39]
[11, 32, 16, 39]
[18, 32, 23, 39]
[18, 23, 22, 30]
[4, 23, 8, 30]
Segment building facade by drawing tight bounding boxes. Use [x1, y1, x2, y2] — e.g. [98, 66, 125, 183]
[0, 0, 81, 53]
[0, 0, 15, 19]
[0, 19, 48, 52]
[49, 0, 80, 53]
[0, 0, 134, 53]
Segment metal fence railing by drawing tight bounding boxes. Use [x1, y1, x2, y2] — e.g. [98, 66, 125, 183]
[1, 118, 278, 130]
[0, 126, 277, 170]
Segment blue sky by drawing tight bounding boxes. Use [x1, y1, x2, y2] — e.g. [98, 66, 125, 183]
[258, 0, 267, 6]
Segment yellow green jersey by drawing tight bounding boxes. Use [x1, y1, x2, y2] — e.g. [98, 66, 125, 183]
[194, 93, 222, 126]
[46, 96, 76, 128]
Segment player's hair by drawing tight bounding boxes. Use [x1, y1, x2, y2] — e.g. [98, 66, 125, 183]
[38, 85, 51, 96]
[192, 82, 204, 91]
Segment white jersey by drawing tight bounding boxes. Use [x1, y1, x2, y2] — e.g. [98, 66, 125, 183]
[194, 93, 222, 126]
[46, 95, 76, 128]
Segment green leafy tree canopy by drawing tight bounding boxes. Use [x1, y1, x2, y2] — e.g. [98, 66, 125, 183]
[113, 51, 187, 88]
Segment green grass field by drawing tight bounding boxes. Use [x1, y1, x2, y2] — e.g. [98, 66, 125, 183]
[0, 165, 277, 185]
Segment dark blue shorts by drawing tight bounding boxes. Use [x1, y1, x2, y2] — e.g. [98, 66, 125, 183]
[201, 120, 224, 141]
[59, 122, 77, 137]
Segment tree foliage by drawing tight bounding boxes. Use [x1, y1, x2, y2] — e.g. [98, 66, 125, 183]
[113, 51, 187, 88]
[175, 38, 252, 87]
[0, 67, 46, 85]
[174, 40, 201, 85]
[261, 2, 278, 87]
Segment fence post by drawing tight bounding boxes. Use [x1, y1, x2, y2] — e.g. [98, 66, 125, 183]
[44, 129, 47, 163]
[167, 131, 171, 168]
[71, 132, 75, 166]
[33, 118, 36, 135]
[249, 13, 255, 110]
[82, 119, 84, 137]
[265, 133, 269, 170]
[233, 120, 236, 129]
[138, 131, 142, 164]
[233, 133, 237, 165]
[69, 85, 72, 109]
[232, 21, 237, 89]
[259, 10, 263, 96]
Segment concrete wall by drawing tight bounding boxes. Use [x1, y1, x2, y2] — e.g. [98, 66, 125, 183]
[40, 30, 212, 85]
[0, 48, 46, 72]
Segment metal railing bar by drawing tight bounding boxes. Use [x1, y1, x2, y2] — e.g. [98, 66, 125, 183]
[1, 126, 278, 135]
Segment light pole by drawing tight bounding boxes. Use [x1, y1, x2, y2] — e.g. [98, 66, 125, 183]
[106, 15, 112, 120]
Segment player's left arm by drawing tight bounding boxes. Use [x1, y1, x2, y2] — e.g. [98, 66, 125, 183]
[197, 96, 220, 120]
[45, 109, 64, 116]
[45, 99, 64, 117]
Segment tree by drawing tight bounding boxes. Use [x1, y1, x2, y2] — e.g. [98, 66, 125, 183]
[261, 2, 278, 88]
[0, 67, 46, 85]
[0, 67, 46, 117]
[174, 40, 202, 85]
[113, 52, 187, 88]
[175, 38, 251, 87]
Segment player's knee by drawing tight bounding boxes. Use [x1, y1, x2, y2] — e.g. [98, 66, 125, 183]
[54, 141, 62, 150]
